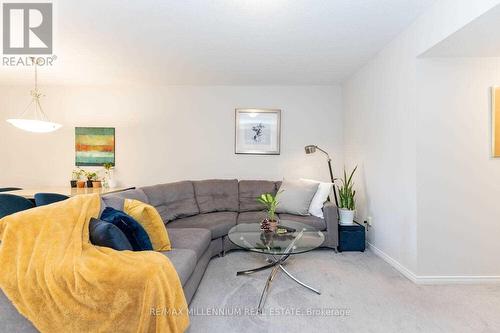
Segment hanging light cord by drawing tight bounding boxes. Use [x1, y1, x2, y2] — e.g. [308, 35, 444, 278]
[18, 57, 48, 121]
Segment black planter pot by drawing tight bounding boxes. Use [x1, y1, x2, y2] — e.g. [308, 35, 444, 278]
[70, 180, 77, 188]
[86, 180, 93, 188]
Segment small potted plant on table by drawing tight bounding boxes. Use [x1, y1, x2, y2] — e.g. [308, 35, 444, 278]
[337, 166, 357, 225]
[257, 193, 280, 231]
[92, 175, 102, 188]
[85, 171, 97, 188]
[70, 168, 84, 188]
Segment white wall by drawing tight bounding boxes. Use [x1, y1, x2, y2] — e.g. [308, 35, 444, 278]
[417, 58, 500, 276]
[0, 85, 343, 187]
[342, 0, 500, 278]
[343, 24, 419, 272]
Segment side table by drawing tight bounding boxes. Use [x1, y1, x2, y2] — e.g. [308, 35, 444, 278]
[338, 221, 365, 252]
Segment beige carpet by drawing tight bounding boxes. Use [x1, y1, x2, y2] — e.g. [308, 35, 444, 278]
[188, 249, 500, 333]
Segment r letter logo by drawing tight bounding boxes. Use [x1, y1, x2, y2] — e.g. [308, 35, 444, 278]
[3, 3, 52, 54]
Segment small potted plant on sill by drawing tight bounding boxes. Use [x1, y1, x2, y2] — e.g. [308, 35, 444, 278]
[85, 171, 97, 188]
[70, 168, 84, 188]
[337, 165, 357, 225]
[257, 193, 280, 232]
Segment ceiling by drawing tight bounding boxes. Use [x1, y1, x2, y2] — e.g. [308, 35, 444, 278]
[422, 4, 500, 57]
[1, 0, 436, 86]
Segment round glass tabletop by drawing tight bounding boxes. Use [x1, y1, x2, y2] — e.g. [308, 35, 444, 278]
[228, 220, 325, 255]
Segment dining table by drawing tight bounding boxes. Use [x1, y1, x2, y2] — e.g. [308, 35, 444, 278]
[2, 186, 135, 200]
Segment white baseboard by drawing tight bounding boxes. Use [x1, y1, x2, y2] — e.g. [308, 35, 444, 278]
[367, 242, 500, 285]
[415, 275, 500, 284]
[367, 242, 418, 283]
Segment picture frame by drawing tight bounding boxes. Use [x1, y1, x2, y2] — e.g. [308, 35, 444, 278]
[75, 127, 115, 166]
[235, 108, 281, 155]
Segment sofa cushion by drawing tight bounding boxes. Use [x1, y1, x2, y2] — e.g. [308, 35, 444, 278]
[101, 196, 124, 212]
[278, 213, 327, 230]
[100, 207, 153, 251]
[102, 189, 149, 211]
[193, 179, 239, 213]
[238, 180, 278, 212]
[237, 211, 268, 224]
[168, 228, 211, 260]
[141, 181, 199, 222]
[275, 179, 319, 216]
[161, 249, 197, 286]
[167, 212, 237, 239]
[89, 218, 133, 251]
[301, 179, 333, 219]
[275, 181, 282, 190]
[124, 199, 171, 251]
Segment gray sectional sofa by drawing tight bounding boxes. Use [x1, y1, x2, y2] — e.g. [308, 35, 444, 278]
[0, 179, 338, 332]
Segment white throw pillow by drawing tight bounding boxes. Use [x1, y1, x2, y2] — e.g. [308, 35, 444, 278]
[301, 179, 333, 219]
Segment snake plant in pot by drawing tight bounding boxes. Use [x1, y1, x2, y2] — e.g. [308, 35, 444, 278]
[337, 166, 357, 225]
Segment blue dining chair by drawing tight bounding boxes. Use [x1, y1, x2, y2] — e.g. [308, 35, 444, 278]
[0, 194, 35, 219]
[0, 187, 22, 193]
[34, 193, 69, 207]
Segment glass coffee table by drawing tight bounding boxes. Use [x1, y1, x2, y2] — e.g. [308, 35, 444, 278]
[228, 220, 325, 313]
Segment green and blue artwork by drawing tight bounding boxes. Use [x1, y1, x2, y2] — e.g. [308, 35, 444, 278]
[75, 127, 115, 166]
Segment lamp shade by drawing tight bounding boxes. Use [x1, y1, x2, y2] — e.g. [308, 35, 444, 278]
[5, 57, 61, 134]
[304, 145, 317, 154]
[303, 143, 339, 206]
[6, 119, 62, 133]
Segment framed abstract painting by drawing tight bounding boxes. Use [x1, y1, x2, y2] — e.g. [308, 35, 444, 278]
[75, 127, 115, 166]
[235, 109, 281, 155]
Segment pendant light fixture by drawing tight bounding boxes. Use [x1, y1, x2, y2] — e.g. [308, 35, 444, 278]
[6, 57, 61, 133]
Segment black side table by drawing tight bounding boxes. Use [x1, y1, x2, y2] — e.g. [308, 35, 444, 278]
[338, 221, 365, 252]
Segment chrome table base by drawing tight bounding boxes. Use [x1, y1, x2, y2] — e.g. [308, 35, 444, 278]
[236, 254, 321, 313]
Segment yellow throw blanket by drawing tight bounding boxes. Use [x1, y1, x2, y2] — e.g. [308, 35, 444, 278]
[0, 194, 189, 333]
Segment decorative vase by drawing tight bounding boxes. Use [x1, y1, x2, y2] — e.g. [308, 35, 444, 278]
[107, 178, 117, 188]
[339, 208, 355, 225]
[86, 180, 93, 188]
[92, 181, 102, 188]
[106, 170, 117, 188]
[70, 180, 77, 188]
[77, 180, 86, 188]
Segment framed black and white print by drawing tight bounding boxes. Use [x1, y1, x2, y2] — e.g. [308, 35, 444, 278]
[235, 108, 281, 155]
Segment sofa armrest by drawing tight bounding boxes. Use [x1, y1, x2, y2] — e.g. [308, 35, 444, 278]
[322, 201, 339, 249]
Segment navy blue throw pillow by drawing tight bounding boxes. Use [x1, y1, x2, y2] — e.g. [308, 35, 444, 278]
[89, 218, 133, 251]
[100, 207, 153, 251]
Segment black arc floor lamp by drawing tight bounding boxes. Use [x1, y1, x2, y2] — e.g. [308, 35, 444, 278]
[304, 145, 339, 208]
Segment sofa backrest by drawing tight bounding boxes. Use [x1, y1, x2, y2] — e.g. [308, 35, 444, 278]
[103, 179, 285, 222]
[238, 180, 279, 212]
[141, 181, 199, 222]
[102, 188, 149, 208]
[193, 179, 239, 214]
